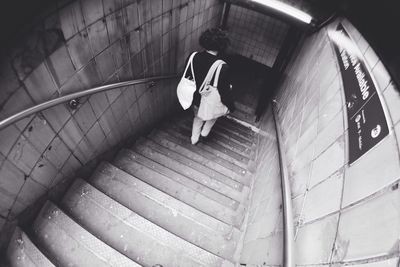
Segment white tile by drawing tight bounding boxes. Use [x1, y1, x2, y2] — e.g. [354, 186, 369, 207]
[295, 214, 339, 265]
[342, 134, 400, 206]
[383, 82, 400, 125]
[334, 188, 400, 262]
[372, 60, 391, 92]
[314, 112, 344, 157]
[348, 258, 399, 267]
[303, 171, 343, 223]
[310, 139, 345, 188]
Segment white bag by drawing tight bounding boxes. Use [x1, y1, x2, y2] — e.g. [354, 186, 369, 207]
[197, 60, 229, 120]
[177, 52, 197, 110]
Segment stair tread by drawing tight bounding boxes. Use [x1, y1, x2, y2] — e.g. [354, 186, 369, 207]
[150, 130, 251, 184]
[6, 227, 55, 267]
[157, 127, 249, 175]
[133, 140, 249, 204]
[177, 119, 256, 158]
[62, 179, 227, 266]
[141, 137, 248, 192]
[165, 125, 251, 170]
[148, 131, 251, 186]
[32, 201, 139, 267]
[113, 150, 245, 226]
[89, 163, 242, 255]
[218, 117, 257, 137]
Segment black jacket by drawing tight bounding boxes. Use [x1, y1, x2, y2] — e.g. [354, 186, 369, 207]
[183, 51, 235, 112]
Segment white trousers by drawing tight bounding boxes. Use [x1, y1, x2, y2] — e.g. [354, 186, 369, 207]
[191, 107, 217, 144]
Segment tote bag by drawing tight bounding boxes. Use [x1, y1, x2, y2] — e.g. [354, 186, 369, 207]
[197, 60, 229, 120]
[177, 52, 197, 110]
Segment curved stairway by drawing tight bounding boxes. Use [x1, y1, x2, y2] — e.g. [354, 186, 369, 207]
[5, 111, 259, 267]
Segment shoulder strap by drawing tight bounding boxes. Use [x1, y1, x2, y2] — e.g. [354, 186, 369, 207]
[182, 52, 197, 82]
[199, 60, 225, 93]
[212, 62, 225, 87]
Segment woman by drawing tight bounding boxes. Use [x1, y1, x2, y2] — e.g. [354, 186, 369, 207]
[184, 28, 235, 145]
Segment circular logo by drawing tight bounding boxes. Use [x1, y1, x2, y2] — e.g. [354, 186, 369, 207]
[371, 125, 381, 138]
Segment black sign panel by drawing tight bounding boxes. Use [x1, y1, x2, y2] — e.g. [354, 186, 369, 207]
[330, 23, 389, 164]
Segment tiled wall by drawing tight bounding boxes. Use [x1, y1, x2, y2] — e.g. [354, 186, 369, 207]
[0, 0, 222, 234]
[239, 107, 283, 266]
[226, 4, 289, 67]
[275, 18, 400, 265]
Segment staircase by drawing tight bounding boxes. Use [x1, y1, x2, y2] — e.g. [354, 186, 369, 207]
[5, 110, 259, 267]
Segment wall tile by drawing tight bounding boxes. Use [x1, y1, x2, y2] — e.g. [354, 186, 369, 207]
[76, 60, 102, 88]
[16, 178, 46, 206]
[98, 107, 116, 135]
[89, 92, 109, 118]
[342, 135, 400, 206]
[87, 19, 109, 56]
[347, 258, 399, 267]
[318, 91, 343, 132]
[67, 30, 93, 70]
[59, 118, 85, 150]
[309, 138, 345, 188]
[0, 88, 34, 123]
[111, 39, 129, 70]
[290, 163, 311, 198]
[314, 111, 345, 157]
[8, 135, 41, 175]
[295, 214, 339, 265]
[0, 61, 20, 107]
[0, 190, 15, 217]
[0, 160, 25, 195]
[372, 60, 391, 92]
[103, 0, 123, 16]
[59, 1, 85, 40]
[303, 171, 343, 222]
[47, 45, 75, 87]
[31, 157, 58, 187]
[59, 73, 84, 94]
[73, 102, 96, 134]
[0, 126, 21, 156]
[44, 136, 71, 169]
[383, 82, 400, 125]
[81, 0, 104, 25]
[23, 116, 56, 153]
[42, 104, 71, 133]
[333, 188, 400, 262]
[106, 10, 125, 44]
[24, 63, 58, 103]
[137, 0, 152, 25]
[124, 2, 139, 33]
[86, 122, 106, 148]
[95, 48, 117, 81]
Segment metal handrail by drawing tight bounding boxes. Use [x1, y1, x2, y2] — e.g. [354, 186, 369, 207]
[0, 74, 179, 131]
[272, 101, 295, 267]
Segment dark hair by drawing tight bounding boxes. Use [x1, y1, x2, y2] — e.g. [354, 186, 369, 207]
[199, 28, 230, 52]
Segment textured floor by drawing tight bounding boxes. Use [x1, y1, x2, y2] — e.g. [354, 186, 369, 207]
[6, 109, 259, 267]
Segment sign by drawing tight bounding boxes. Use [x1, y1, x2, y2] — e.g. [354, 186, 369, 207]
[330, 23, 389, 164]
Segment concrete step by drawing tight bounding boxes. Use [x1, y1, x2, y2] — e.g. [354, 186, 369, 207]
[148, 131, 251, 186]
[62, 179, 228, 266]
[230, 108, 257, 126]
[218, 117, 257, 139]
[234, 101, 256, 116]
[32, 201, 139, 267]
[177, 119, 256, 160]
[152, 127, 249, 178]
[89, 163, 242, 256]
[6, 227, 55, 267]
[133, 139, 249, 204]
[139, 137, 249, 192]
[164, 124, 251, 170]
[112, 152, 245, 227]
[115, 148, 241, 212]
[177, 114, 256, 147]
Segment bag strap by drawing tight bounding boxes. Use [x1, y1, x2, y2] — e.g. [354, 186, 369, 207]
[199, 60, 225, 93]
[182, 52, 197, 83]
[212, 62, 224, 87]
